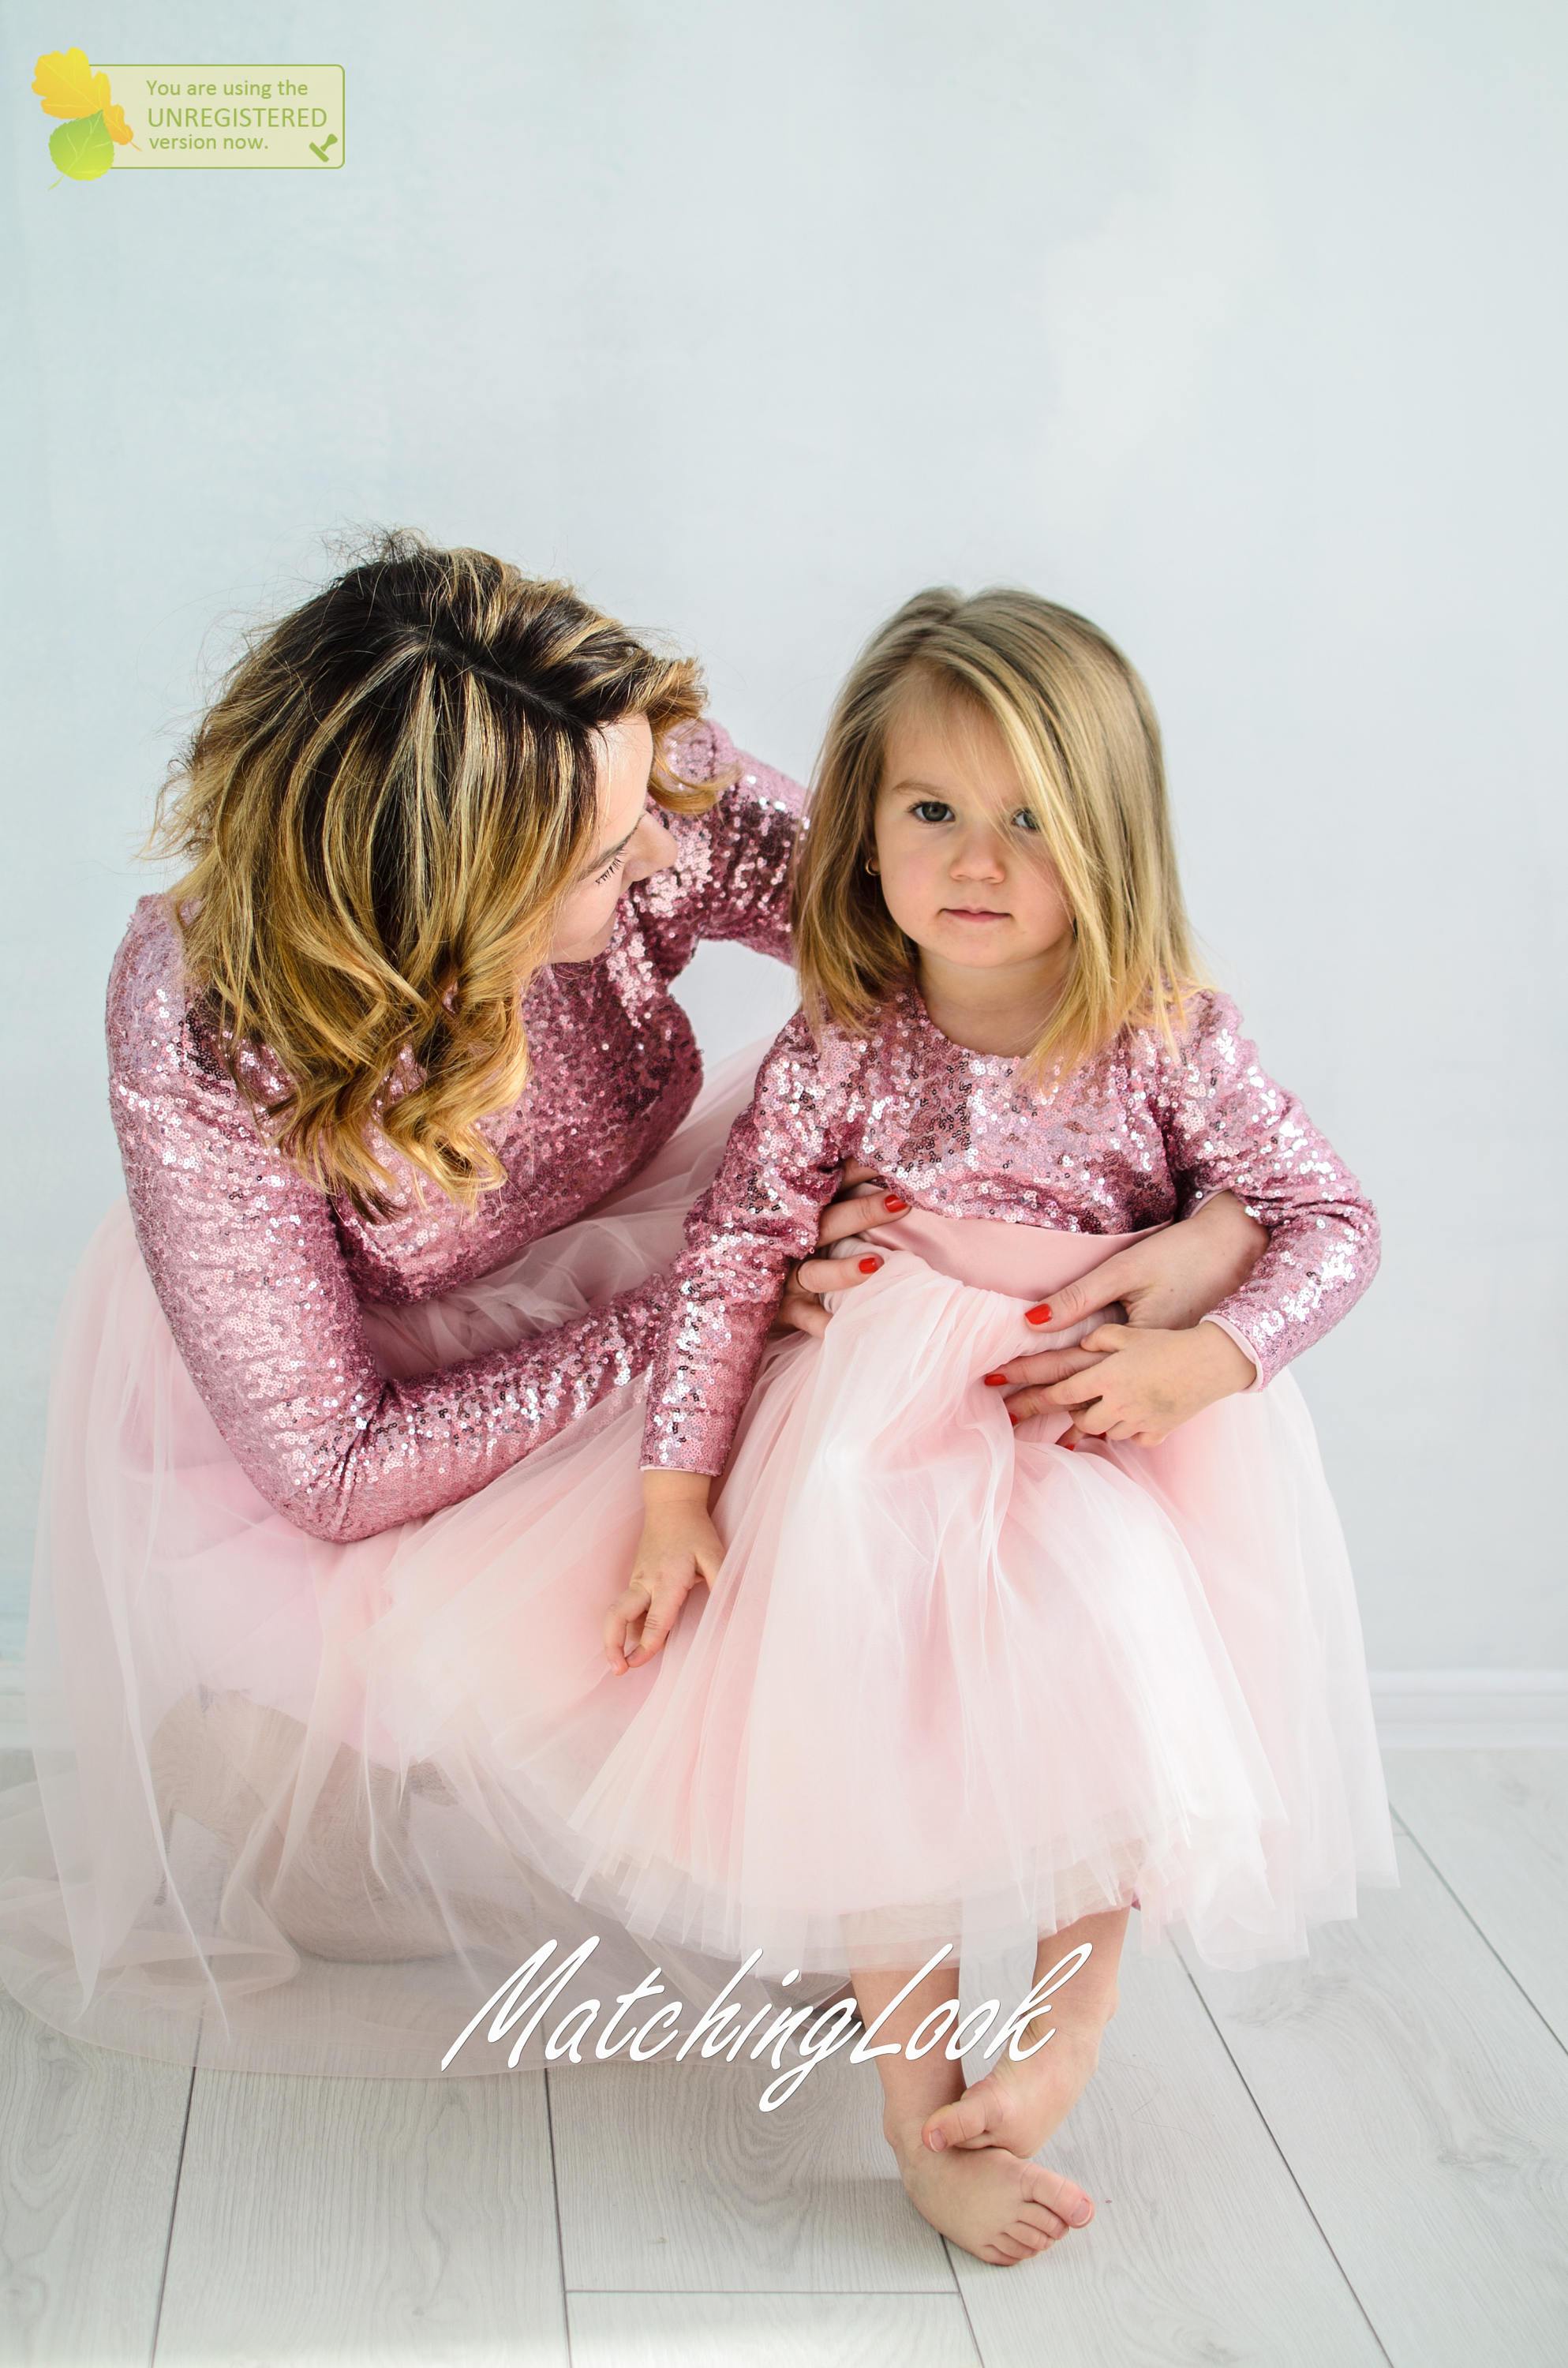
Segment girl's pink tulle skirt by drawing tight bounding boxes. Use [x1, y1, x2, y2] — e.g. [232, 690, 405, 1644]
[0, 1040, 1398, 2081]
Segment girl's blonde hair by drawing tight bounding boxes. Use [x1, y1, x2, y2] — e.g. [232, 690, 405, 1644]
[146, 526, 734, 1217]
[792, 585, 1213, 1085]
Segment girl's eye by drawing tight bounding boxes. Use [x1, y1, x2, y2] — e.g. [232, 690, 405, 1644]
[909, 800, 1040, 833]
[592, 850, 625, 886]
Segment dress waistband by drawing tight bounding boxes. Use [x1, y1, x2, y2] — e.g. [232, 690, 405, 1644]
[839, 1205, 1172, 1331]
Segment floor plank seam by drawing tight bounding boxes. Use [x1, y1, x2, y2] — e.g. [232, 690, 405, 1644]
[543, 2068, 575, 2366]
[148, 2064, 198, 2367]
[1382, 1808, 1568, 2060]
[1169, 1942, 1397, 2368]
[941, 2234, 986, 2359]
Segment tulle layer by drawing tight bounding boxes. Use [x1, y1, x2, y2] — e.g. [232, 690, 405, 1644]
[475, 1205, 1399, 1982]
[0, 1037, 1398, 2082]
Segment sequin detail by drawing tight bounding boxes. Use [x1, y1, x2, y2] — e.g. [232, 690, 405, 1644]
[640, 980, 1381, 1474]
[105, 720, 804, 1542]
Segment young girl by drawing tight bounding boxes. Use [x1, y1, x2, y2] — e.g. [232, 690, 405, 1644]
[556, 586, 1398, 2267]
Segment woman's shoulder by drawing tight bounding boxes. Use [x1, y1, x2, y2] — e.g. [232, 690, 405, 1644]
[664, 715, 809, 818]
[105, 893, 289, 1108]
[106, 894, 188, 1060]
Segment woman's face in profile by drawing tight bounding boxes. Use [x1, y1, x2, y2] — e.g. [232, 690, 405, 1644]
[546, 714, 679, 962]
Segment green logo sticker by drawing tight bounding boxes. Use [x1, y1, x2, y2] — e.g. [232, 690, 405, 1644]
[32, 48, 346, 176]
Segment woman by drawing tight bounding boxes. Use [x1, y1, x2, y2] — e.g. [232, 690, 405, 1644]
[0, 530, 1267, 2080]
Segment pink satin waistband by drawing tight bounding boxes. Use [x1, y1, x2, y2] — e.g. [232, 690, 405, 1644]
[838, 1207, 1172, 1347]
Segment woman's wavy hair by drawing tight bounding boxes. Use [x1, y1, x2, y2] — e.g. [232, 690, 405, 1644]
[792, 585, 1213, 1085]
[145, 527, 735, 1216]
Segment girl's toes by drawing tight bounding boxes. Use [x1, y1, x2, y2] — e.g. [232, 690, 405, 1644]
[1025, 2161, 1094, 2227]
[1016, 2202, 1068, 2245]
[922, 2073, 1007, 2153]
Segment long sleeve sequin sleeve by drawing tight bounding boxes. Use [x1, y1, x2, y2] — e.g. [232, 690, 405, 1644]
[107, 966, 674, 1546]
[1152, 988, 1382, 1390]
[639, 1010, 851, 1476]
[634, 718, 807, 973]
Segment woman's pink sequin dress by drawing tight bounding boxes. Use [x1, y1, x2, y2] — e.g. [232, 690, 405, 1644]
[0, 721, 866, 2077]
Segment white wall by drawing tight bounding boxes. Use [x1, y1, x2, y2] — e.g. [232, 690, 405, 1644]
[3, 0, 1563, 1669]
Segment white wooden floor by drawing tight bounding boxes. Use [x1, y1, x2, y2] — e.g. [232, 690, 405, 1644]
[2, 1744, 1565, 2366]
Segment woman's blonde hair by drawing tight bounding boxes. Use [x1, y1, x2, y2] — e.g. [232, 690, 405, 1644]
[146, 526, 735, 1216]
[792, 585, 1213, 1085]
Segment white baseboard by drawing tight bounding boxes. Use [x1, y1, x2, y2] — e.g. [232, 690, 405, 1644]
[1369, 1669, 1568, 1750]
[2, 1661, 1566, 1756]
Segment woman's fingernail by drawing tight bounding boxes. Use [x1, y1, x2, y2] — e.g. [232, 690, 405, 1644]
[1007, 1410, 1020, 1426]
[982, 1371, 1009, 1386]
[1060, 1437, 1076, 1452]
[1024, 1303, 1053, 1325]
[884, 1194, 909, 1212]
[858, 1256, 882, 1273]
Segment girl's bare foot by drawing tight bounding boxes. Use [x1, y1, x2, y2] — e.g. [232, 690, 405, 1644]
[888, 2119, 1095, 2266]
[919, 1997, 1114, 2163]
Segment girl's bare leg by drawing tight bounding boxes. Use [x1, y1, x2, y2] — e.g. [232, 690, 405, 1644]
[918, 1904, 1129, 2161]
[851, 1954, 1096, 2267]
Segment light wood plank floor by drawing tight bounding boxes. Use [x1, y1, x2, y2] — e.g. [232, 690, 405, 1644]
[2, 1746, 1564, 2366]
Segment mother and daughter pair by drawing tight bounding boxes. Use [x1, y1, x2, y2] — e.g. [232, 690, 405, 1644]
[0, 530, 1395, 2270]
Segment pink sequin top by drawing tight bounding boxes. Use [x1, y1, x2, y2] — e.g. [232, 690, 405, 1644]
[639, 982, 1381, 1477]
[105, 721, 803, 1542]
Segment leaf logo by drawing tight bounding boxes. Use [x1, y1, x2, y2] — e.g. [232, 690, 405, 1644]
[32, 45, 137, 182]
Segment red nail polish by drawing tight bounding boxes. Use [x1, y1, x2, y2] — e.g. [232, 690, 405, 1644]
[858, 1256, 881, 1273]
[982, 1371, 1009, 1386]
[884, 1194, 909, 1212]
[1024, 1302, 1053, 1325]
[1059, 1437, 1076, 1452]
[1007, 1410, 1020, 1426]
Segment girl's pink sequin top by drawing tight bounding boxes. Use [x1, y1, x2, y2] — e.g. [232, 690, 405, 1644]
[639, 983, 1382, 1478]
[105, 721, 803, 1542]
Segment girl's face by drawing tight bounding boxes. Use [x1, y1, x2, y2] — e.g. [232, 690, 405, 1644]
[871, 692, 1073, 978]
[546, 714, 679, 962]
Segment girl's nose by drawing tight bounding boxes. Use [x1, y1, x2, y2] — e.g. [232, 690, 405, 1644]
[950, 831, 1007, 880]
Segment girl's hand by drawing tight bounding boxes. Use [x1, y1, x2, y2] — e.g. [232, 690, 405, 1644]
[983, 1190, 1267, 1427]
[1029, 1320, 1257, 1447]
[772, 1160, 911, 1340]
[604, 1474, 725, 1673]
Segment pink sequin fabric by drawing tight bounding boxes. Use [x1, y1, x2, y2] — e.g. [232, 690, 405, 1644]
[641, 984, 1381, 1476]
[105, 721, 803, 1542]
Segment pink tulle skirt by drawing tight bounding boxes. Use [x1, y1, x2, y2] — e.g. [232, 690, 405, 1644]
[0, 1038, 1398, 2082]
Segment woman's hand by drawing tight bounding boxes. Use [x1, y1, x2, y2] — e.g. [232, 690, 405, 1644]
[985, 1190, 1268, 1434]
[772, 1160, 911, 1340]
[1024, 1320, 1257, 1447]
[604, 1472, 724, 1673]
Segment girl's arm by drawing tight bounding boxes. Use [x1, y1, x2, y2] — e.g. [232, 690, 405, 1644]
[627, 720, 926, 1333]
[1151, 987, 1382, 1389]
[107, 922, 678, 1546]
[632, 718, 806, 971]
[638, 1009, 851, 1478]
